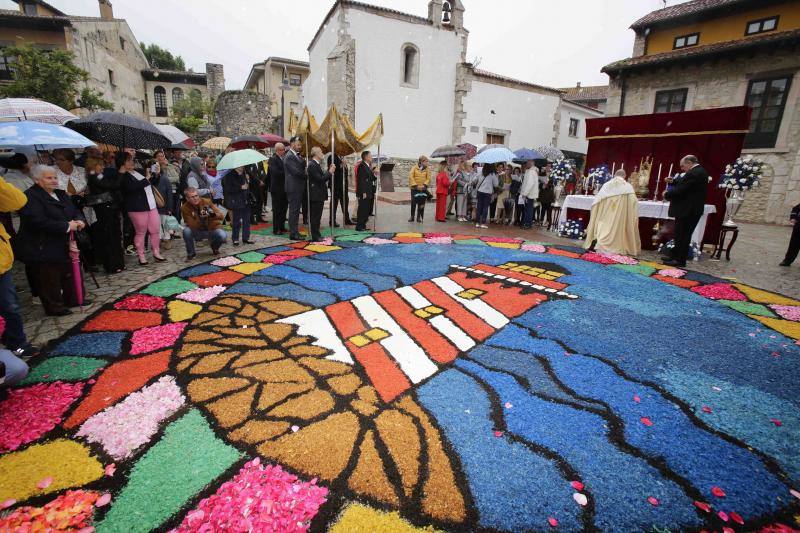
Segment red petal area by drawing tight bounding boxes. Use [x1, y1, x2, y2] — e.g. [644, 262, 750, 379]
[647, 496, 659, 506]
[633, 395, 641, 403]
[63, 350, 170, 429]
[570, 481, 584, 491]
[0, 382, 83, 452]
[694, 501, 711, 513]
[770, 418, 783, 426]
[718, 510, 729, 522]
[640, 417, 653, 427]
[712, 486, 726, 498]
[702, 406, 713, 413]
[82, 310, 162, 332]
[730, 512, 744, 525]
[548, 517, 559, 527]
[189, 270, 245, 288]
[652, 275, 700, 288]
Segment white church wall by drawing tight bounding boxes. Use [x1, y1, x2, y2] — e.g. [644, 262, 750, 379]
[347, 9, 463, 160]
[461, 80, 560, 150]
[556, 100, 602, 155]
[303, 9, 341, 123]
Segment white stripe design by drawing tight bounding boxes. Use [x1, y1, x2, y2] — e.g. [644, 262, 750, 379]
[351, 295, 439, 384]
[431, 276, 509, 329]
[396, 285, 476, 350]
[277, 309, 354, 364]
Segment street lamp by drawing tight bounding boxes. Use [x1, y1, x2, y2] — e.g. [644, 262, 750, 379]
[279, 65, 291, 137]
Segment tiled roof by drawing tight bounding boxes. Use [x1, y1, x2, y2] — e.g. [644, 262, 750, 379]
[0, 8, 70, 26]
[630, 0, 750, 30]
[558, 85, 608, 101]
[603, 28, 800, 74]
[470, 68, 562, 95]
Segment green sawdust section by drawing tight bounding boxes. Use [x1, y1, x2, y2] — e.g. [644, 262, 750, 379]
[140, 277, 198, 297]
[611, 263, 657, 276]
[236, 251, 266, 263]
[96, 409, 241, 533]
[718, 299, 776, 317]
[20, 356, 108, 385]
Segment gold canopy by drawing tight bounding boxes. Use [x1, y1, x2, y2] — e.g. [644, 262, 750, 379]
[289, 105, 384, 156]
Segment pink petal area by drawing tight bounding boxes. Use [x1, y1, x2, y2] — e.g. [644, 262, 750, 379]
[95, 493, 112, 507]
[173, 459, 328, 532]
[1, 499, 15, 509]
[604, 253, 638, 265]
[691, 283, 746, 301]
[581, 252, 617, 265]
[177, 286, 227, 304]
[521, 243, 546, 253]
[573, 493, 588, 506]
[426, 236, 453, 245]
[211, 256, 241, 267]
[76, 376, 185, 460]
[37, 476, 53, 489]
[130, 322, 187, 356]
[0, 381, 84, 453]
[658, 268, 686, 278]
[363, 237, 398, 245]
[770, 305, 800, 322]
[263, 254, 295, 264]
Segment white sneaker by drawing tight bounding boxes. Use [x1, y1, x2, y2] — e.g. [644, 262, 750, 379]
[475, 223, 481, 228]
[481, 224, 489, 228]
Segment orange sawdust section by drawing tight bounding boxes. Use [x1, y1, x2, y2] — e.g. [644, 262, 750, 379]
[373, 290, 459, 364]
[449, 270, 548, 317]
[64, 350, 170, 428]
[348, 429, 400, 506]
[82, 310, 162, 332]
[652, 274, 700, 288]
[547, 248, 581, 258]
[189, 270, 245, 287]
[174, 293, 466, 525]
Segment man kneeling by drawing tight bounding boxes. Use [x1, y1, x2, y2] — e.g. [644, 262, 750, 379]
[181, 187, 227, 260]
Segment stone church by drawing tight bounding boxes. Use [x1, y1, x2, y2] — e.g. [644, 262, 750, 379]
[303, 0, 600, 166]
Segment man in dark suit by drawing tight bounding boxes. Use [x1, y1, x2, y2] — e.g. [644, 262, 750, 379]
[308, 147, 336, 242]
[663, 155, 709, 267]
[779, 202, 800, 266]
[283, 136, 307, 240]
[268, 143, 288, 235]
[327, 153, 353, 227]
[355, 150, 376, 231]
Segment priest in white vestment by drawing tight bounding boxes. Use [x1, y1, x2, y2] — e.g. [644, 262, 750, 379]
[584, 169, 641, 256]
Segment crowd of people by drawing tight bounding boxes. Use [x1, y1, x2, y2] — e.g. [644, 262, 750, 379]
[412, 156, 558, 229]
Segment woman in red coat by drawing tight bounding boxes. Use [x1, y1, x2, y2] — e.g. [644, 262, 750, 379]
[435, 161, 450, 222]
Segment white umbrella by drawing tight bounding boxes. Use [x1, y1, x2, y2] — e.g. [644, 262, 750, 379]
[155, 124, 195, 149]
[0, 121, 95, 150]
[0, 98, 77, 125]
[536, 145, 565, 161]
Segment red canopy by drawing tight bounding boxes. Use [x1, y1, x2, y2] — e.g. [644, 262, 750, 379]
[585, 106, 752, 245]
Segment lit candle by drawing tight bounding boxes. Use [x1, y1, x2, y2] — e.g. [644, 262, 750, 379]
[653, 163, 662, 201]
[611, 162, 616, 174]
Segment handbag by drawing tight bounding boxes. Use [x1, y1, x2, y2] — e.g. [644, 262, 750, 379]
[73, 229, 92, 253]
[85, 191, 116, 207]
[153, 188, 166, 209]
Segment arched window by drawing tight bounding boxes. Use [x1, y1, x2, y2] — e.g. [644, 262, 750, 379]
[400, 43, 419, 88]
[172, 87, 184, 104]
[153, 86, 167, 117]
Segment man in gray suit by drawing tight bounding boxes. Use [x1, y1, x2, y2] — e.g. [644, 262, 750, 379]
[284, 136, 307, 240]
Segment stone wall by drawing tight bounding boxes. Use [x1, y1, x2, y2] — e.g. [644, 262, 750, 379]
[214, 91, 275, 138]
[605, 47, 800, 224]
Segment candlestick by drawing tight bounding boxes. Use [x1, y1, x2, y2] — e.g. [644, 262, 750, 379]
[664, 163, 673, 201]
[620, 162, 625, 171]
[611, 162, 616, 174]
[653, 163, 662, 201]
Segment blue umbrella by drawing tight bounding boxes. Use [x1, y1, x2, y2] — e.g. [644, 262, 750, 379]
[513, 147, 544, 161]
[474, 146, 517, 164]
[0, 120, 95, 150]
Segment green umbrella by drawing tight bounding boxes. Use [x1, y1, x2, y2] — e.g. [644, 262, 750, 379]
[217, 148, 267, 170]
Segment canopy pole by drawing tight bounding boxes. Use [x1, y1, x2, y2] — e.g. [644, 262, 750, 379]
[305, 133, 311, 241]
[329, 125, 335, 239]
[373, 142, 380, 232]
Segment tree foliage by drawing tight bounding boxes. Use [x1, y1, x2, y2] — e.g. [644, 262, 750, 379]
[140, 42, 186, 71]
[78, 88, 114, 112]
[171, 90, 212, 134]
[0, 45, 89, 110]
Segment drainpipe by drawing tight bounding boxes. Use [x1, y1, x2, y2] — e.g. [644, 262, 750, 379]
[618, 72, 626, 117]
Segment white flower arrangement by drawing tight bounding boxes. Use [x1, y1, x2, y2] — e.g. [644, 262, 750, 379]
[549, 158, 574, 183]
[587, 164, 612, 189]
[719, 155, 763, 191]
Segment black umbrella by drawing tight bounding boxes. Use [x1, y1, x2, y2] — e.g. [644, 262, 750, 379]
[65, 112, 172, 149]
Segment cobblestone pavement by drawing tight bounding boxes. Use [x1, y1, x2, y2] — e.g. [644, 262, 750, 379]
[15, 199, 799, 348]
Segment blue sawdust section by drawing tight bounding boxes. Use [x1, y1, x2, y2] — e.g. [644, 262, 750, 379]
[50, 332, 127, 357]
[252, 264, 370, 300]
[288, 256, 398, 292]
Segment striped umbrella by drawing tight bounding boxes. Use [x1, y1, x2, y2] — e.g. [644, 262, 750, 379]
[0, 98, 77, 125]
[66, 112, 172, 149]
[201, 137, 231, 150]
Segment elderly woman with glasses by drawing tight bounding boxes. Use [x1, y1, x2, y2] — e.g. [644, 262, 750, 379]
[16, 165, 87, 316]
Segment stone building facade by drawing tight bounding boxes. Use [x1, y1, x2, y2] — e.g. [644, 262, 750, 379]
[214, 91, 274, 138]
[243, 57, 309, 138]
[142, 64, 224, 125]
[603, 0, 800, 224]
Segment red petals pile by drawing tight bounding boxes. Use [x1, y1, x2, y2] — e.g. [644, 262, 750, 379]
[113, 294, 165, 311]
[0, 382, 83, 452]
[0, 490, 100, 531]
[173, 458, 328, 532]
